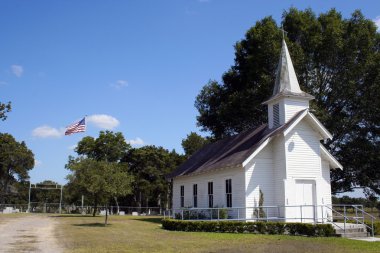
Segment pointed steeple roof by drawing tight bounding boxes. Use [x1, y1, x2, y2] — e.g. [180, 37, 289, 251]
[264, 40, 313, 104]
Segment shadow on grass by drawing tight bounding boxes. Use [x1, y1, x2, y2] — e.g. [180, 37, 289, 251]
[73, 223, 111, 227]
[50, 215, 99, 218]
[132, 217, 163, 224]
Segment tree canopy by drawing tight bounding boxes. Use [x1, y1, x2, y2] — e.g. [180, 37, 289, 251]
[67, 131, 133, 219]
[66, 158, 133, 224]
[122, 146, 184, 209]
[195, 8, 380, 195]
[181, 132, 209, 158]
[0, 133, 34, 203]
[0, 101, 11, 121]
[76, 130, 131, 162]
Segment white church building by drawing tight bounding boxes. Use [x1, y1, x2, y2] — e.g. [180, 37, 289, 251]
[168, 39, 343, 222]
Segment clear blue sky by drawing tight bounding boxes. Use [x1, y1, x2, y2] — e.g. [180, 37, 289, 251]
[1, 0, 379, 196]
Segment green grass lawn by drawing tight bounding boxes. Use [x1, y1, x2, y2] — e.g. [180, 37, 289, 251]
[51, 215, 380, 253]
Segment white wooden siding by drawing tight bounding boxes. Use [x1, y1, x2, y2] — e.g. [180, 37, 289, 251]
[273, 135, 286, 208]
[245, 144, 275, 218]
[321, 160, 333, 220]
[172, 166, 245, 212]
[284, 118, 332, 221]
[285, 120, 321, 180]
[283, 98, 309, 123]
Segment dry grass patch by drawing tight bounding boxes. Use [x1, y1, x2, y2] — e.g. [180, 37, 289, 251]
[51, 215, 380, 253]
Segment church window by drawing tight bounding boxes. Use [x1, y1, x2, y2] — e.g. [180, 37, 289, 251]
[226, 179, 232, 207]
[193, 184, 198, 208]
[208, 182, 213, 208]
[180, 185, 184, 208]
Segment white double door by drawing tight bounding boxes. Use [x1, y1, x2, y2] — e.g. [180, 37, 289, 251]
[295, 180, 315, 222]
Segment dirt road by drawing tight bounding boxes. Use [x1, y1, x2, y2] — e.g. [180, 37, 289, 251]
[0, 214, 62, 253]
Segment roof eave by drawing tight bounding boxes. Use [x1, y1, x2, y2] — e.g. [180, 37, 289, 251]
[242, 138, 272, 167]
[320, 144, 343, 170]
[283, 110, 332, 140]
[171, 164, 243, 180]
[262, 92, 314, 105]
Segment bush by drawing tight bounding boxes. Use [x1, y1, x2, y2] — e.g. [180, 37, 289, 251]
[365, 221, 380, 236]
[162, 219, 336, 237]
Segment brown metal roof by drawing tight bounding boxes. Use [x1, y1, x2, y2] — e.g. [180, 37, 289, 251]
[167, 110, 307, 179]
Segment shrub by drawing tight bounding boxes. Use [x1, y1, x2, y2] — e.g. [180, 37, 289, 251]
[161, 219, 336, 237]
[365, 221, 380, 236]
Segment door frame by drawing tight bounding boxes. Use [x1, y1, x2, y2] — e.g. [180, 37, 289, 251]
[294, 179, 316, 222]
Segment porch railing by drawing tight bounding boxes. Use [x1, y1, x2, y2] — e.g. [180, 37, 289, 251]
[163, 204, 377, 237]
[330, 204, 376, 237]
[164, 205, 331, 223]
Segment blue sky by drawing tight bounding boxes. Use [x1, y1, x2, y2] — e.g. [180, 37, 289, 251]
[1, 1, 379, 196]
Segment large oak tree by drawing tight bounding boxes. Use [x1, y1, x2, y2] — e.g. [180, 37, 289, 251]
[0, 133, 34, 203]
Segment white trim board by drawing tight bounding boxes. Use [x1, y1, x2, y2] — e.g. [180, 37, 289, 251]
[320, 144, 343, 170]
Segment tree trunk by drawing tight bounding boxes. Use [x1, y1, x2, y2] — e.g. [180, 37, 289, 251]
[114, 196, 119, 215]
[139, 191, 142, 214]
[105, 203, 108, 226]
[92, 194, 98, 217]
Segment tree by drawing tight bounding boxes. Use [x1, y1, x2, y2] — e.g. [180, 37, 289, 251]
[66, 158, 133, 225]
[123, 146, 184, 209]
[76, 130, 130, 162]
[0, 133, 34, 203]
[67, 131, 132, 218]
[181, 132, 209, 158]
[195, 8, 380, 195]
[0, 101, 11, 121]
[77, 131, 131, 211]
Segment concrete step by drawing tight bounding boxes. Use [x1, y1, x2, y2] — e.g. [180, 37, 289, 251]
[338, 232, 369, 238]
[336, 228, 366, 233]
[331, 223, 369, 238]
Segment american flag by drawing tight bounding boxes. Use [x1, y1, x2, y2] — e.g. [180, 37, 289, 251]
[65, 117, 86, 135]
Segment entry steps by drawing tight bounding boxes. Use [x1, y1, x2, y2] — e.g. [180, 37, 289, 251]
[331, 223, 368, 238]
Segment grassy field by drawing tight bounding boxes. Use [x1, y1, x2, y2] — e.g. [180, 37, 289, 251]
[46, 214, 380, 253]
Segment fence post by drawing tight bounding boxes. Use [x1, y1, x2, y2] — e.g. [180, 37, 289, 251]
[344, 216, 346, 236]
[59, 185, 63, 214]
[343, 206, 346, 220]
[300, 206, 303, 223]
[28, 182, 31, 213]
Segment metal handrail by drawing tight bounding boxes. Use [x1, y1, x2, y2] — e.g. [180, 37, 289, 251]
[351, 205, 377, 237]
[323, 205, 346, 232]
[166, 205, 329, 223]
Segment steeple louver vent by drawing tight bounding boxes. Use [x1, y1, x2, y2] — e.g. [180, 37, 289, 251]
[273, 103, 279, 127]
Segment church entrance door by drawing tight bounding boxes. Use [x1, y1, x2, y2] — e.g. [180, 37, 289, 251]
[295, 180, 315, 223]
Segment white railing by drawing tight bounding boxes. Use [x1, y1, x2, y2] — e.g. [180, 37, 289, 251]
[164, 205, 334, 224]
[331, 204, 376, 237]
[163, 204, 376, 237]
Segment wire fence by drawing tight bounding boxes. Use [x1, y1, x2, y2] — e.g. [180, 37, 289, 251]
[0, 204, 163, 216]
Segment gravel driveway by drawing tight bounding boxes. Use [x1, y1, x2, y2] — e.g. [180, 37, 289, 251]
[0, 214, 62, 253]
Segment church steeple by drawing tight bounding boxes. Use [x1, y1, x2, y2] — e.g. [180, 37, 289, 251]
[264, 39, 314, 129]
